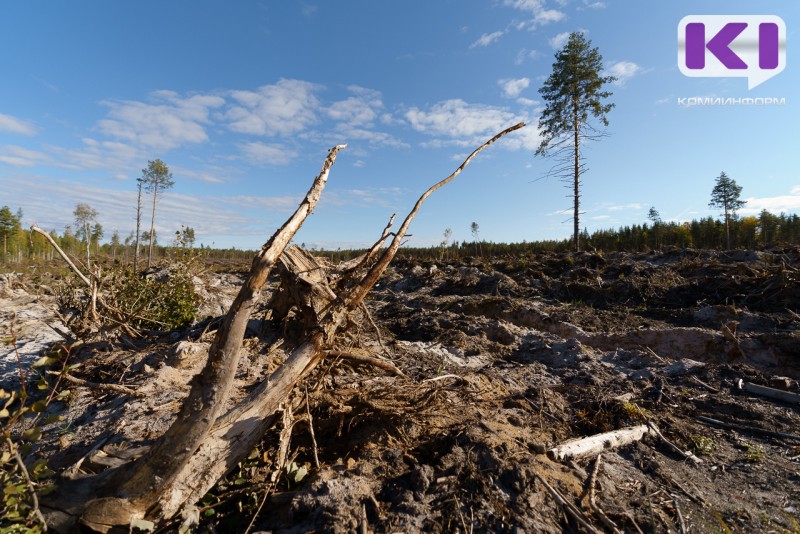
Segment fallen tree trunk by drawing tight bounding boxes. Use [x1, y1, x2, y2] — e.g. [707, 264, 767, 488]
[547, 425, 651, 462]
[42, 124, 525, 531]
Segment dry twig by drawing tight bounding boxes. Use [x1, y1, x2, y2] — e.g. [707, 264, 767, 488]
[587, 454, 621, 533]
[244, 406, 295, 534]
[305, 387, 320, 469]
[690, 375, 720, 393]
[534, 471, 599, 533]
[46, 371, 145, 398]
[548, 425, 651, 462]
[674, 499, 687, 534]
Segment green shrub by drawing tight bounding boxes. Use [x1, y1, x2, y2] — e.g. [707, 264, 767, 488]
[107, 264, 198, 331]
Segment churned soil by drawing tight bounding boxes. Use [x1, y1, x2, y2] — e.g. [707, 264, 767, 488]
[8, 248, 800, 533]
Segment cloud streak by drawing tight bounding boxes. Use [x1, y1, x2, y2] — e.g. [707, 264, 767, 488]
[0, 113, 38, 136]
[470, 31, 506, 48]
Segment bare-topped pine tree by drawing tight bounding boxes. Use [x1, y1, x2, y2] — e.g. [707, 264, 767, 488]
[141, 159, 175, 268]
[536, 32, 615, 252]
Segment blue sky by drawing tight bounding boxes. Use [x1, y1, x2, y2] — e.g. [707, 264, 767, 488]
[1, 1, 798, 250]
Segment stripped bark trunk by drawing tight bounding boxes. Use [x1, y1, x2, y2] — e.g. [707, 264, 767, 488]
[41, 123, 524, 531]
[81, 145, 347, 530]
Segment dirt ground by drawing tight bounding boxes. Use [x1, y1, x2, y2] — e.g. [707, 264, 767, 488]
[5, 248, 800, 533]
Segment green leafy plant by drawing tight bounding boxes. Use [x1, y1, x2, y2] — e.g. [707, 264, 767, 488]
[740, 442, 765, 463]
[691, 434, 717, 456]
[1, 343, 70, 533]
[284, 461, 308, 489]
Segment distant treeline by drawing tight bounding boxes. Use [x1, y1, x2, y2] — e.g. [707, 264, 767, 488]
[2, 208, 799, 266]
[319, 210, 800, 261]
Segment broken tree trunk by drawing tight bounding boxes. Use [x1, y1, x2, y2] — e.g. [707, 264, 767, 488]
[42, 123, 525, 531]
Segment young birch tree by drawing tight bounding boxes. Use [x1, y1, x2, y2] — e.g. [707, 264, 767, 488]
[73, 203, 98, 268]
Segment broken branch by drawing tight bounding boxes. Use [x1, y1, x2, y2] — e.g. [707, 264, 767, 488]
[535, 471, 599, 534]
[737, 379, 800, 405]
[30, 225, 92, 288]
[326, 350, 406, 378]
[647, 422, 702, 465]
[46, 371, 145, 398]
[697, 415, 800, 442]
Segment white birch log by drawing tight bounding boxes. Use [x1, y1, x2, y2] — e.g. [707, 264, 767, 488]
[547, 425, 650, 462]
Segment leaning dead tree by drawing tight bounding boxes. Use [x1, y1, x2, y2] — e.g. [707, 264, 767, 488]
[40, 123, 525, 531]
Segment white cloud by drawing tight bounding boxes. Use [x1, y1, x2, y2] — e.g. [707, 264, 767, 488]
[327, 86, 382, 127]
[0, 174, 305, 245]
[0, 113, 37, 136]
[406, 100, 518, 140]
[98, 92, 224, 151]
[549, 31, 571, 49]
[516, 97, 538, 106]
[241, 142, 298, 166]
[514, 49, 542, 65]
[0, 145, 51, 167]
[607, 61, 642, 86]
[323, 187, 405, 209]
[470, 31, 505, 48]
[498, 77, 530, 98]
[226, 79, 321, 136]
[170, 165, 227, 184]
[404, 99, 541, 151]
[579, 1, 606, 10]
[741, 186, 800, 215]
[503, 0, 565, 27]
[334, 128, 408, 149]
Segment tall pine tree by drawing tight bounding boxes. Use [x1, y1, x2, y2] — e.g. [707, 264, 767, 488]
[536, 32, 615, 252]
[709, 171, 746, 249]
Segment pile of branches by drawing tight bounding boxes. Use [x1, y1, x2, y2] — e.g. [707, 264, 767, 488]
[34, 124, 524, 532]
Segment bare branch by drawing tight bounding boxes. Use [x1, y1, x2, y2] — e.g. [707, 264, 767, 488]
[30, 225, 92, 288]
[345, 122, 525, 308]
